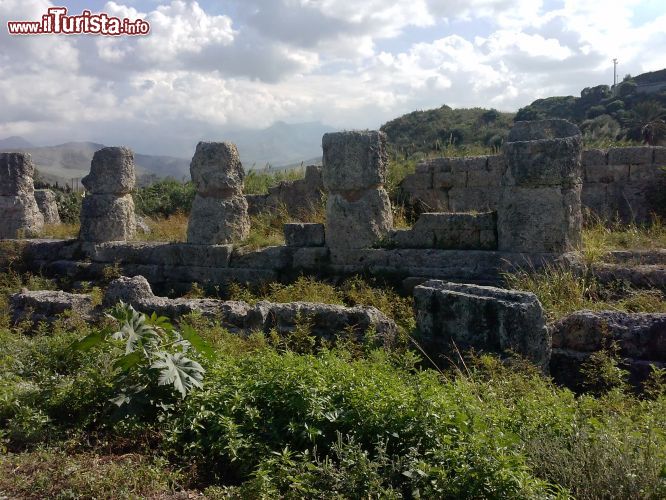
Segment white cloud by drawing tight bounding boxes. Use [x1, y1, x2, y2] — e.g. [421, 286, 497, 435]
[0, 0, 664, 157]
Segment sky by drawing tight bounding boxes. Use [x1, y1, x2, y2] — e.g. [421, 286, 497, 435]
[1, 0, 665, 158]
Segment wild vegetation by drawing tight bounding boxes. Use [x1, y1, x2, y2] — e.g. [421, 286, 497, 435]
[1, 263, 665, 498]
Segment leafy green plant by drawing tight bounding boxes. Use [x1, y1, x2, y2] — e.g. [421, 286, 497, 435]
[74, 303, 210, 412]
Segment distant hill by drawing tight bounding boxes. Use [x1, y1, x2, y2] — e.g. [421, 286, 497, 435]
[0, 136, 34, 149]
[380, 106, 515, 156]
[516, 68, 666, 144]
[224, 121, 335, 169]
[0, 139, 190, 186]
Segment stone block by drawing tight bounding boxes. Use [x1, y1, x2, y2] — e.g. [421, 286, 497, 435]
[230, 245, 293, 270]
[551, 310, 666, 361]
[284, 223, 325, 247]
[448, 187, 500, 212]
[629, 163, 663, 182]
[11, 289, 95, 325]
[498, 185, 582, 253]
[34, 189, 60, 224]
[82, 147, 135, 195]
[582, 149, 608, 166]
[413, 280, 550, 369]
[503, 135, 582, 187]
[322, 130, 388, 191]
[187, 194, 250, 244]
[608, 146, 653, 165]
[79, 194, 136, 242]
[0, 195, 44, 239]
[246, 301, 397, 341]
[0, 152, 36, 196]
[654, 146, 666, 165]
[584, 163, 629, 183]
[466, 156, 503, 187]
[293, 247, 330, 270]
[325, 188, 393, 249]
[190, 141, 245, 197]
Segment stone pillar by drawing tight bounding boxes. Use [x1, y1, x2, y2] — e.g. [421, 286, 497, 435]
[80, 147, 136, 242]
[34, 189, 61, 225]
[498, 119, 583, 253]
[0, 152, 44, 238]
[187, 142, 250, 244]
[322, 131, 393, 249]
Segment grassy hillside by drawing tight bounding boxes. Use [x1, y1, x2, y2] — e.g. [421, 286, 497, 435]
[516, 69, 666, 145]
[380, 105, 515, 157]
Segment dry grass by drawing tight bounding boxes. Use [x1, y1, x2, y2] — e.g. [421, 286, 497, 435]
[136, 213, 189, 242]
[504, 264, 666, 321]
[0, 450, 187, 499]
[581, 214, 666, 265]
[37, 222, 79, 239]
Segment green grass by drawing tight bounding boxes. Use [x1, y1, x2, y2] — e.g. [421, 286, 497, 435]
[504, 264, 666, 321]
[581, 214, 666, 265]
[244, 167, 305, 195]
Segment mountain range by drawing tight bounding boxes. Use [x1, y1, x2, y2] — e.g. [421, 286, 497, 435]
[0, 121, 335, 186]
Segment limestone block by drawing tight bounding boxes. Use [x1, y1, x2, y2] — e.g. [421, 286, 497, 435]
[414, 280, 550, 369]
[79, 194, 136, 242]
[246, 301, 397, 341]
[0, 152, 35, 196]
[187, 194, 250, 244]
[584, 163, 629, 183]
[230, 246, 293, 270]
[503, 134, 583, 187]
[82, 147, 135, 195]
[34, 189, 61, 224]
[551, 310, 666, 361]
[448, 187, 500, 212]
[582, 149, 608, 166]
[284, 223, 325, 247]
[11, 289, 95, 325]
[0, 195, 44, 238]
[608, 146, 653, 165]
[654, 146, 666, 165]
[498, 185, 582, 253]
[325, 188, 393, 248]
[190, 141, 245, 197]
[629, 163, 663, 182]
[293, 247, 330, 270]
[322, 130, 388, 191]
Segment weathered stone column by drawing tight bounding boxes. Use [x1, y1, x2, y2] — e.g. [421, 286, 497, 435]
[80, 147, 136, 242]
[498, 119, 583, 253]
[323, 131, 393, 249]
[34, 189, 61, 225]
[0, 152, 44, 238]
[187, 141, 250, 244]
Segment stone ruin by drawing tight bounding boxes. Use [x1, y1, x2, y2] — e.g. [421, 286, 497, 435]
[401, 138, 666, 225]
[498, 119, 583, 253]
[34, 189, 60, 225]
[187, 141, 250, 245]
[80, 146, 136, 242]
[0, 152, 44, 238]
[323, 131, 393, 249]
[3, 119, 665, 389]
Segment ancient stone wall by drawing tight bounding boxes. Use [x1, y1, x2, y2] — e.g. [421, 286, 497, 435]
[246, 165, 324, 217]
[581, 147, 666, 222]
[400, 146, 666, 224]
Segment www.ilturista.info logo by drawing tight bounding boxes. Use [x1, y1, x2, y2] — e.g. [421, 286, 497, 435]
[7, 7, 150, 36]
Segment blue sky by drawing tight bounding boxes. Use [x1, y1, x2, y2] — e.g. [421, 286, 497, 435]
[1, 0, 665, 157]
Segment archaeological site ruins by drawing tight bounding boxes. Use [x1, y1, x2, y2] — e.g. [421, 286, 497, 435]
[2, 119, 664, 388]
